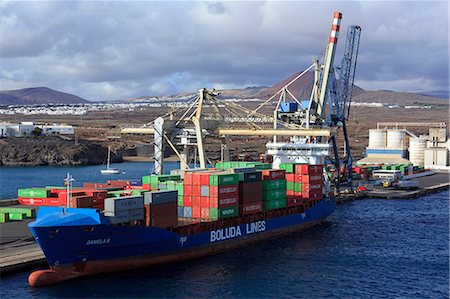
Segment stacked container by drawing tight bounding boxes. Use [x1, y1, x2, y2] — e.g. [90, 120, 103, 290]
[141, 174, 181, 191]
[216, 161, 272, 171]
[234, 168, 263, 215]
[261, 169, 287, 210]
[295, 165, 323, 201]
[144, 190, 178, 228]
[183, 171, 239, 220]
[104, 196, 145, 224]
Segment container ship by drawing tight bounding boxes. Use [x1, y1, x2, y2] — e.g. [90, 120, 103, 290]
[26, 162, 335, 286]
[25, 11, 357, 286]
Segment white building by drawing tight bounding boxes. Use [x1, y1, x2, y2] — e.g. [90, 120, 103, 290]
[40, 124, 74, 135]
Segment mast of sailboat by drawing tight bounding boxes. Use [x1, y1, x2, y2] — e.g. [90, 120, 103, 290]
[107, 146, 111, 169]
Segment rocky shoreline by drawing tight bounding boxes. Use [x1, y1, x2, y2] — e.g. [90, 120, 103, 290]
[0, 137, 122, 166]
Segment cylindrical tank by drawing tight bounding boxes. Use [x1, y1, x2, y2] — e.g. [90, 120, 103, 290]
[368, 129, 387, 148]
[409, 137, 427, 165]
[387, 130, 406, 148]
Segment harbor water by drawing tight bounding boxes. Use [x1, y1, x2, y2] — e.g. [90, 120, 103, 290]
[1, 162, 448, 298]
[0, 162, 181, 200]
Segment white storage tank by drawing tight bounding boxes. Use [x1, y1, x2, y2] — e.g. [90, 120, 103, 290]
[409, 137, 427, 165]
[387, 130, 406, 148]
[368, 129, 387, 148]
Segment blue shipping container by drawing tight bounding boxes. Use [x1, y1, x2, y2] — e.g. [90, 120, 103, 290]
[301, 100, 310, 109]
[182, 206, 192, 218]
[279, 102, 298, 112]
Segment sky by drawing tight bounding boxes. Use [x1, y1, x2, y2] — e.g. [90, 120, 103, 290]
[0, 1, 448, 101]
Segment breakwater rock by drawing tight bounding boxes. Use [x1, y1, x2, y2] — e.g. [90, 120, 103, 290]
[0, 137, 122, 166]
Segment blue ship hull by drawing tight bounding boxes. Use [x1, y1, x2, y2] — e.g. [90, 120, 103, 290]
[28, 197, 336, 286]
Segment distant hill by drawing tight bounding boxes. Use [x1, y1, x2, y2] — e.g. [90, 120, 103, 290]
[352, 90, 447, 105]
[256, 71, 365, 101]
[0, 87, 89, 105]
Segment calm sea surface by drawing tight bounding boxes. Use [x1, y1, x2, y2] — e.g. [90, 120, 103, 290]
[0, 164, 448, 298]
[0, 162, 181, 200]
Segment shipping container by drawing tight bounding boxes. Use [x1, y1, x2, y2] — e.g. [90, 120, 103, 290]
[261, 169, 286, 180]
[0, 212, 10, 223]
[240, 202, 263, 215]
[219, 206, 239, 219]
[150, 215, 177, 228]
[144, 190, 177, 205]
[294, 164, 323, 175]
[262, 190, 286, 201]
[18, 188, 50, 198]
[0, 207, 36, 218]
[263, 198, 287, 210]
[262, 179, 286, 191]
[209, 173, 239, 186]
[105, 196, 144, 213]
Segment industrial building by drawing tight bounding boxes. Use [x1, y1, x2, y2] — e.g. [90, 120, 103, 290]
[357, 122, 449, 170]
[0, 122, 74, 137]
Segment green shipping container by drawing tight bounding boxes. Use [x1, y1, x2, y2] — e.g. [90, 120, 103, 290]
[0, 213, 10, 223]
[287, 181, 294, 191]
[1, 207, 36, 218]
[215, 162, 224, 170]
[210, 173, 239, 186]
[18, 188, 50, 198]
[263, 198, 287, 210]
[262, 189, 286, 201]
[219, 206, 239, 219]
[178, 195, 184, 207]
[293, 182, 302, 192]
[176, 183, 184, 196]
[279, 163, 295, 173]
[45, 186, 66, 190]
[8, 212, 27, 221]
[262, 179, 286, 191]
[209, 208, 219, 220]
[142, 176, 152, 184]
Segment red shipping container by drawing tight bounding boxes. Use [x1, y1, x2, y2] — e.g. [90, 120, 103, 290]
[199, 173, 211, 186]
[200, 196, 209, 208]
[191, 173, 203, 186]
[192, 196, 201, 207]
[240, 202, 263, 215]
[240, 191, 263, 204]
[107, 180, 130, 188]
[184, 196, 193, 207]
[18, 197, 45, 205]
[191, 185, 201, 197]
[286, 190, 294, 196]
[142, 184, 151, 190]
[83, 183, 97, 189]
[151, 215, 177, 228]
[69, 196, 93, 208]
[209, 198, 218, 208]
[301, 174, 322, 183]
[294, 164, 323, 175]
[261, 169, 285, 180]
[210, 185, 239, 199]
[218, 196, 238, 208]
[44, 197, 67, 206]
[239, 182, 262, 196]
[192, 206, 201, 218]
[184, 173, 194, 185]
[286, 173, 303, 182]
[147, 202, 177, 217]
[184, 184, 198, 196]
[200, 207, 210, 219]
[302, 183, 323, 193]
[286, 195, 303, 207]
[301, 190, 323, 200]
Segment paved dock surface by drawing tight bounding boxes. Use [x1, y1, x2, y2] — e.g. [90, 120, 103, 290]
[0, 219, 46, 274]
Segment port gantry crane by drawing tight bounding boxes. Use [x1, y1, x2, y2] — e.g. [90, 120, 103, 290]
[121, 11, 361, 192]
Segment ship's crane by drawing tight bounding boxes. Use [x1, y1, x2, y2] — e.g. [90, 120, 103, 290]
[120, 11, 360, 195]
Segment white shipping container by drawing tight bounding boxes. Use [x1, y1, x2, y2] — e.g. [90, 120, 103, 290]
[106, 210, 130, 224]
[104, 196, 144, 213]
[200, 186, 209, 197]
[129, 208, 145, 221]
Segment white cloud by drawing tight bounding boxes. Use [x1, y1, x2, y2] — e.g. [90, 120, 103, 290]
[0, 1, 448, 100]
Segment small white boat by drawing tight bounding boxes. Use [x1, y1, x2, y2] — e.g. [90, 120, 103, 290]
[101, 146, 120, 175]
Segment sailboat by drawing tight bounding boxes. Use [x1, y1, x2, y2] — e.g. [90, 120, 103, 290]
[100, 146, 120, 175]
